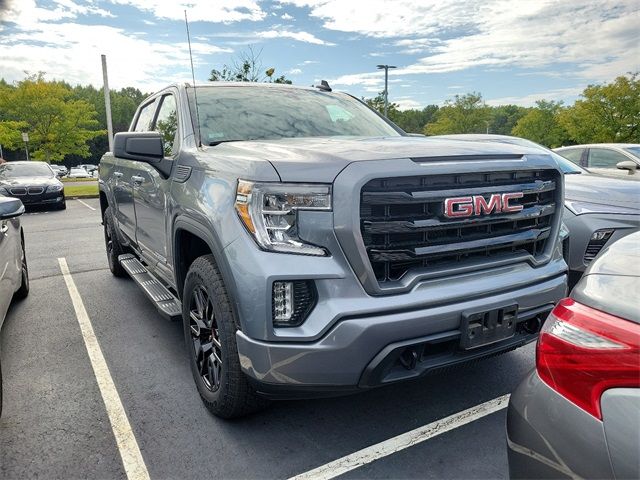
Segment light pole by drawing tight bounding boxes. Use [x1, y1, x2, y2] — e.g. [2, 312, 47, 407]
[21, 132, 30, 161]
[377, 64, 396, 118]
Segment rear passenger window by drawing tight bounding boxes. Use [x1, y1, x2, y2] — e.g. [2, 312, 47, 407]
[133, 101, 157, 132]
[153, 95, 178, 157]
[558, 148, 584, 164]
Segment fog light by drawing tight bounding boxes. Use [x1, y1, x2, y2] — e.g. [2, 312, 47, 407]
[273, 281, 294, 324]
[584, 229, 614, 263]
[591, 229, 613, 242]
[272, 280, 317, 327]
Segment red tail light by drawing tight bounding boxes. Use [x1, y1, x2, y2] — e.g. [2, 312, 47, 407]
[537, 298, 640, 420]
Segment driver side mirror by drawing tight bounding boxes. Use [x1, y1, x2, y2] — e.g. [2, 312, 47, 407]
[113, 132, 164, 164]
[616, 160, 637, 174]
[0, 197, 25, 220]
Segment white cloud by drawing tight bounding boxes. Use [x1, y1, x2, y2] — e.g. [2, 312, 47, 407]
[395, 97, 422, 111]
[281, 13, 294, 20]
[486, 87, 584, 107]
[288, 68, 303, 75]
[300, 60, 319, 65]
[109, 0, 266, 23]
[0, 19, 231, 90]
[279, 0, 638, 81]
[1, 0, 114, 26]
[256, 29, 335, 45]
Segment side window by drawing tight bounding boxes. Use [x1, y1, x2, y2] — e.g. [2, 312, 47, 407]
[588, 148, 629, 168]
[558, 148, 584, 164]
[133, 101, 157, 132]
[153, 95, 178, 157]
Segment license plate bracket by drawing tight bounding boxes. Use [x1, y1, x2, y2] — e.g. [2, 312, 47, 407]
[460, 304, 518, 350]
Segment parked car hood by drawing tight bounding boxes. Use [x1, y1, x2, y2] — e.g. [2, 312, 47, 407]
[205, 136, 545, 182]
[0, 176, 58, 186]
[565, 173, 640, 210]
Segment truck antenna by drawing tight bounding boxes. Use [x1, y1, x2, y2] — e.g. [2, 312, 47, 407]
[184, 10, 202, 147]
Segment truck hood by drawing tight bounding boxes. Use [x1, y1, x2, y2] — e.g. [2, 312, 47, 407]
[204, 136, 545, 182]
[565, 173, 640, 211]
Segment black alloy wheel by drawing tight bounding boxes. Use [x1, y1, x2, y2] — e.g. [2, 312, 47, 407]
[188, 285, 223, 392]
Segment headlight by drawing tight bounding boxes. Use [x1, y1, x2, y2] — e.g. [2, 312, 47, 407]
[235, 180, 331, 256]
[565, 199, 639, 216]
[47, 184, 64, 192]
[0, 186, 8, 195]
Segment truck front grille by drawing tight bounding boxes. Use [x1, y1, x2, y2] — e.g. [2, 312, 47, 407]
[360, 170, 558, 284]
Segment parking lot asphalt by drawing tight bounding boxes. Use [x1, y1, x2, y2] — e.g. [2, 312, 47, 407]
[0, 198, 538, 479]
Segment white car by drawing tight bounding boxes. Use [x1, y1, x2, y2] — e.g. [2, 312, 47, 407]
[554, 143, 640, 179]
[67, 167, 92, 179]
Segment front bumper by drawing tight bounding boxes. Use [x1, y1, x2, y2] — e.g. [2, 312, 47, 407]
[563, 209, 639, 276]
[235, 271, 566, 395]
[507, 370, 613, 479]
[7, 191, 64, 207]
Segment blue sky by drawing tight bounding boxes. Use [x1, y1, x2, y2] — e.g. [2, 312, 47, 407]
[0, 0, 637, 109]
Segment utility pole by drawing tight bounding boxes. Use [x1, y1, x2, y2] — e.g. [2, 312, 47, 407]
[377, 64, 397, 118]
[22, 132, 30, 161]
[101, 54, 114, 152]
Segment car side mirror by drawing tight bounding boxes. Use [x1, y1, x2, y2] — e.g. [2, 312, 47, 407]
[0, 196, 25, 220]
[616, 160, 637, 174]
[114, 132, 164, 164]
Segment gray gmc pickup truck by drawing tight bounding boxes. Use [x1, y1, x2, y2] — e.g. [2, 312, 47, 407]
[99, 82, 567, 418]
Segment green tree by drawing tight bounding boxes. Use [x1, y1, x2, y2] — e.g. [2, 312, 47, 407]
[395, 105, 439, 133]
[0, 76, 104, 162]
[511, 100, 569, 147]
[489, 104, 528, 135]
[0, 121, 27, 151]
[365, 91, 400, 118]
[558, 73, 640, 143]
[209, 47, 292, 84]
[424, 93, 492, 135]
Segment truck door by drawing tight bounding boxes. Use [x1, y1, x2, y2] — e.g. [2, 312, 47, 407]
[132, 92, 178, 281]
[112, 98, 158, 244]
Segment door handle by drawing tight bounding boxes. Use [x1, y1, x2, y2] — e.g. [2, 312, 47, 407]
[0, 223, 8, 235]
[113, 171, 123, 178]
[131, 175, 145, 185]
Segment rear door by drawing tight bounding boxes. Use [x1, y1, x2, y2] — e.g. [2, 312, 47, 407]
[132, 91, 179, 281]
[112, 98, 158, 243]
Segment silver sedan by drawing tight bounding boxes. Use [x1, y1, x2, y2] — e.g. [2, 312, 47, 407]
[507, 232, 640, 479]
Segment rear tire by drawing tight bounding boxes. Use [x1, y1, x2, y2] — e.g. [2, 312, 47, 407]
[103, 207, 126, 277]
[14, 236, 29, 300]
[182, 254, 268, 419]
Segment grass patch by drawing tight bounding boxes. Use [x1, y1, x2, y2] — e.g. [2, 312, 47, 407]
[64, 183, 99, 197]
[61, 177, 98, 183]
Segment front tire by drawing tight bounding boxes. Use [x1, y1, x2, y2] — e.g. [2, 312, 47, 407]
[182, 255, 268, 419]
[14, 236, 29, 300]
[103, 207, 126, 277]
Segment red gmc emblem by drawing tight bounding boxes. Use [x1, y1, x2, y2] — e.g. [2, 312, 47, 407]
[444, 192, 524, 218]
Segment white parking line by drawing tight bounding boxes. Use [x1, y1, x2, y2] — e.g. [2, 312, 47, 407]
[58, 258, 150, 480]
[76, 199, 97, 211]
[289, 394, 510, 480]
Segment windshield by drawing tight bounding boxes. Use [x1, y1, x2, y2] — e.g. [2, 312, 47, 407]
[0, 162, 53, 178]
[551, 153, 586, 174]
[188, 86, 400, 144]
[624, 147, 640, 159]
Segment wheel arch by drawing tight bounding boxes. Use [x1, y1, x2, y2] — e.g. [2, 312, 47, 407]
[172, 217, 242, 330]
